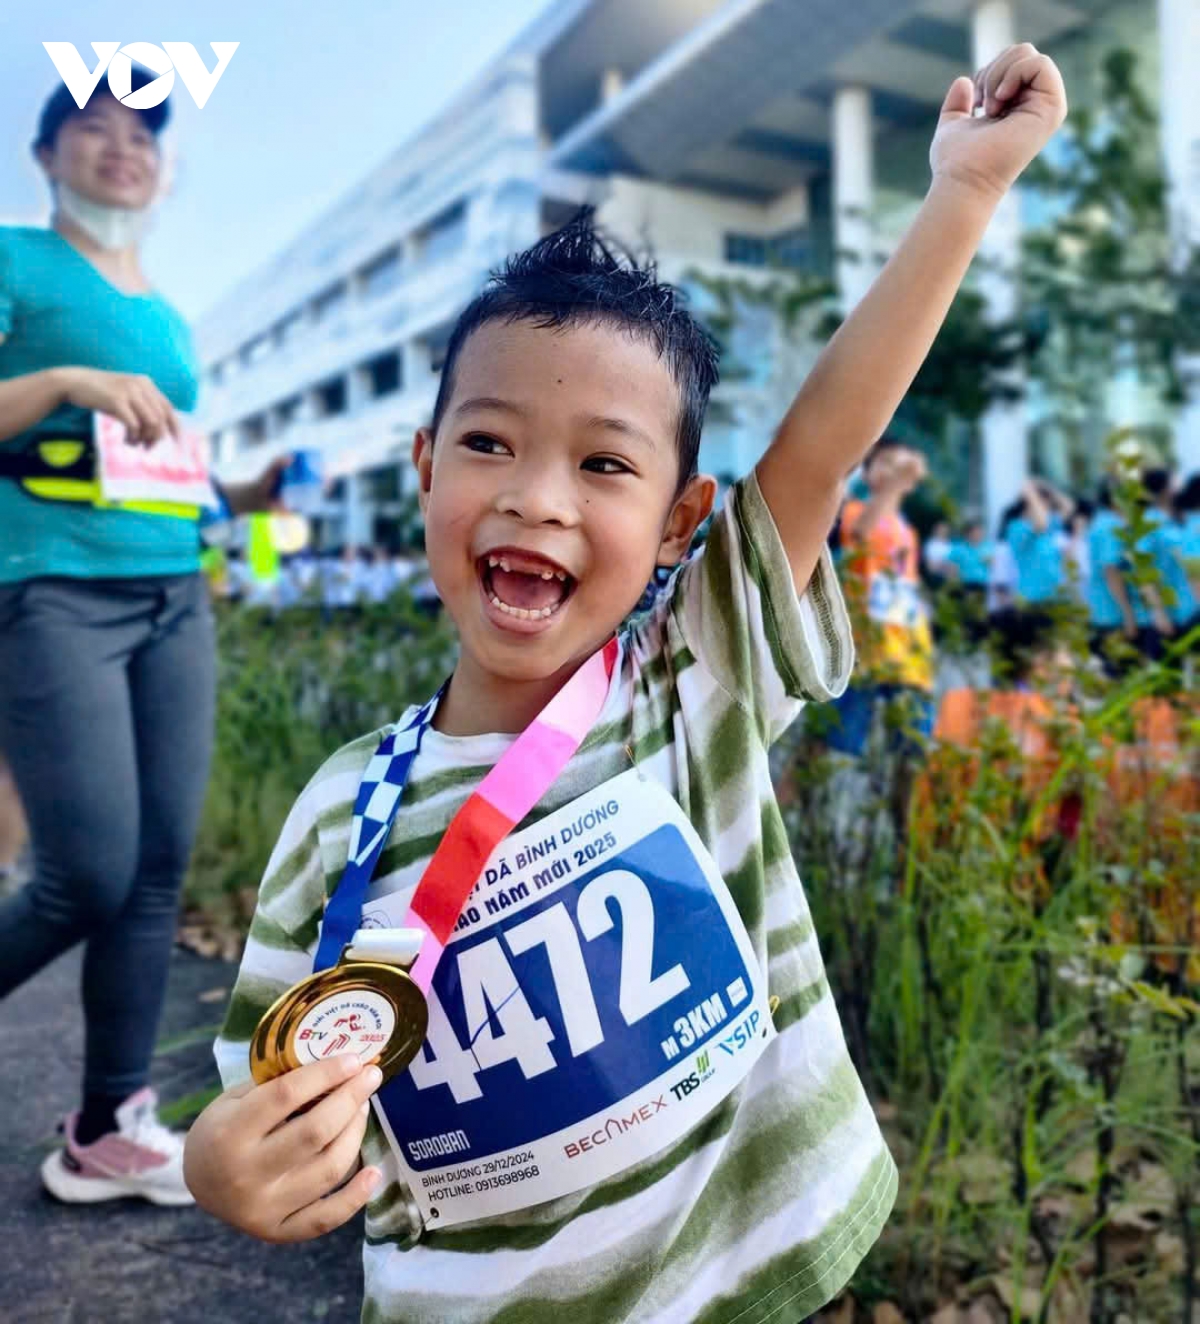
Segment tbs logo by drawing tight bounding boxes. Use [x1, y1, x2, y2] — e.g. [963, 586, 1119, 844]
[669, 1050, 714, 1102]
[43, 42, 239, 111]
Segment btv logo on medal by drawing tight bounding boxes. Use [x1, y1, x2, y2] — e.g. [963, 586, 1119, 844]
[42, 42, 239, 111]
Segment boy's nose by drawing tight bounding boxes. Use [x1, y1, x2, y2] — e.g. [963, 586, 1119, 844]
[497, 471, 578, 527]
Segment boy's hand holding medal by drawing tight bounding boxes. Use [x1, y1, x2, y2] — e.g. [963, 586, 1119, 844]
[182, 1052, 384, 1243]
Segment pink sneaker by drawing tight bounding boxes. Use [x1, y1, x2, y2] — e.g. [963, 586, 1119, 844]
[40, 1087, 194, 1206]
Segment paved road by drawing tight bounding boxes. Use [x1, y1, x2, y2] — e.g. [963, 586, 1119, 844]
[0, 946, 364, 1324]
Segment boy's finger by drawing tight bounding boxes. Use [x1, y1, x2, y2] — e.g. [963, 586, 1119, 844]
[268, 1063, 382, 1163]
[278, 1163, 383, 1243]
[254, 1053, 365, 1131]
[940, 75, 974, 120]
[993, 54, 1045, 106]
[282, 1105, 371, 1209]
[980, 44, 1024, 106]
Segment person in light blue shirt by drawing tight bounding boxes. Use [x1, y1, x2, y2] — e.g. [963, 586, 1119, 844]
[945, 519, 992, 587]
[1087, 501, 1142, 634]
[0, 70, 214, 1206]
[1087, 480, 1175, 672]
[1004, 479, 1073, 604]
[1146, 470, 1199, 634]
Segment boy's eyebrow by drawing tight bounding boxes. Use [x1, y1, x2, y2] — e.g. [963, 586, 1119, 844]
[452, 396, 528, 419]
[452, 398, 657, 451]
[582, 415, 657, 452]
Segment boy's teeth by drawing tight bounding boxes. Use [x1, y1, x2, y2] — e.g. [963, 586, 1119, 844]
[488, 592, 556, 621]
[485, 554, 568, 581]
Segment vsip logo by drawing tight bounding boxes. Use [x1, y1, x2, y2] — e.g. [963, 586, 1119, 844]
[42, 42, 239, 112]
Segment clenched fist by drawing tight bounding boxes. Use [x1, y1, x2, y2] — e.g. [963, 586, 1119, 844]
[930, 44, 1068, 201]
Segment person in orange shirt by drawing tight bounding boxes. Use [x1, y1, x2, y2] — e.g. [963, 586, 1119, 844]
[827, 437, 935, 756]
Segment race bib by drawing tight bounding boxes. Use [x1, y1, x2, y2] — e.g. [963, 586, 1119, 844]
[366, 769, 774, 1228]
[95, 412, 216, 508]
[866, 572, 927, 629]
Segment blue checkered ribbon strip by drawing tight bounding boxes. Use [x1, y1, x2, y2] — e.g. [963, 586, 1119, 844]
[313, 693, 439, 972]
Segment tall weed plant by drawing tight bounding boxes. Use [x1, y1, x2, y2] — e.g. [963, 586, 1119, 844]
[185, 594, 456, 930]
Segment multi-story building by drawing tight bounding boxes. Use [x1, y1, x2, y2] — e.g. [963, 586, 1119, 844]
[196, 0, 1200, 545]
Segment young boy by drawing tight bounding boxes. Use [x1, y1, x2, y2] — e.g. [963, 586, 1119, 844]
[185, 46, 1067, 1323]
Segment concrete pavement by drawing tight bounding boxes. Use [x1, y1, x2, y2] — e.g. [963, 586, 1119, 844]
[0, 946, 364, 1324]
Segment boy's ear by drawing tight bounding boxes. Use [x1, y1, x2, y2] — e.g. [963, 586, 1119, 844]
[412, 427, 434, 514]
[658, 473, 717, 567]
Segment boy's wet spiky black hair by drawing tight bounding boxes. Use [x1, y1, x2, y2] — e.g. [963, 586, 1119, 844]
[431, 209, 720, 490]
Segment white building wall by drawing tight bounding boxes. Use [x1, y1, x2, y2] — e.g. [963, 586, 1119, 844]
[195, 55, 543, 496]
[192, 0, 1184, 533]
[596, 176, 808, 265]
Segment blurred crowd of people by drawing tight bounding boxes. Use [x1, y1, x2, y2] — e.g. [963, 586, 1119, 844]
[209, 543, 442, 614]
[922, 468, 1200, 667]
[821, 436, 1199, 764]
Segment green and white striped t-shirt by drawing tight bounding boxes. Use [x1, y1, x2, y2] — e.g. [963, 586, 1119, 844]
[216, 472, 897, 1324]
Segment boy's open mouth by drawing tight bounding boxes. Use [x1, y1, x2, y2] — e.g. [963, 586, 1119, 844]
[479, 550, 576, 621]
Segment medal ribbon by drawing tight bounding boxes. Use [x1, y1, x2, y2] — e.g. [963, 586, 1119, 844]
[313, 637, 619, 988]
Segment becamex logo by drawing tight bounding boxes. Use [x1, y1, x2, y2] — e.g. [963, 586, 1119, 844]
[42, 42, 239, 112]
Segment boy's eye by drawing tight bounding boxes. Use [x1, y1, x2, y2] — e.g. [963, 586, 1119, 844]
[463, 433, 510, 456]
[583, 456, 633, 475]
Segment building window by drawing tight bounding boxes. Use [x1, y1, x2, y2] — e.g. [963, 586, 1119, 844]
[363, 463, 402, 504]
[769, 227, 812, 271]
[365, 350, 402, 398]
[275, 395, 303, 431]
[239, 334, 271, 368]
[725, 234, 768, 267]
[316, 377, 347, 417]
[416, 200, 467, 264]
[273, 310, 306, 348]
[361, 247, 402, 299]
[420, 323, 454, 376]
[724, 228, 813, 272]
[242, 414, 267, 447]
[312, 282, 348, 324]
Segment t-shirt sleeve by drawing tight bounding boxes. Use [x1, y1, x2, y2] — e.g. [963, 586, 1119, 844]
[666, 471, 854, 747]
[213, 780, 330, 1090]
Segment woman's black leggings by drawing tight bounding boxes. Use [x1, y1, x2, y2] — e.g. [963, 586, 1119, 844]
[0, 574, 214, 1099]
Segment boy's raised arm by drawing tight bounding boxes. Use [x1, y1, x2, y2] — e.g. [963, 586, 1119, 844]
[755, 44, 1067, 590]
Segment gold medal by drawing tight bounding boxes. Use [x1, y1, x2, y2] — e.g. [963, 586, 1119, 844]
[249, 956, 428, 1086]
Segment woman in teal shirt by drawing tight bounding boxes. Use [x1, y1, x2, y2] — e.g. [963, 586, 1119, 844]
[0, 71, 216, 1207]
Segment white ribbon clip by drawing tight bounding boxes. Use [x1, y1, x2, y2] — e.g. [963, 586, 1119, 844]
[344, 926, 424, 969]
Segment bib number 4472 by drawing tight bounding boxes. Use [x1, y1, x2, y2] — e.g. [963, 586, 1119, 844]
[409, 869, 690, 1103]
